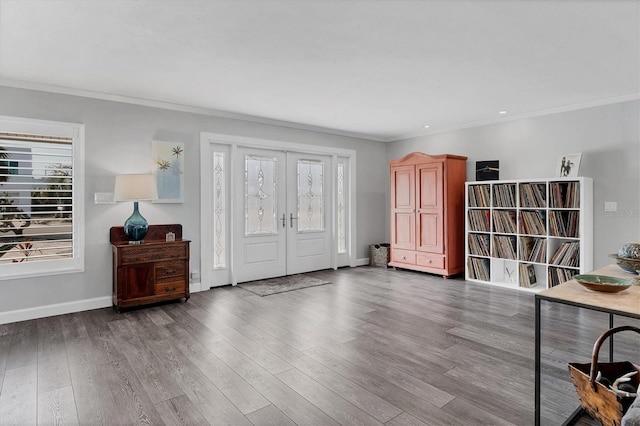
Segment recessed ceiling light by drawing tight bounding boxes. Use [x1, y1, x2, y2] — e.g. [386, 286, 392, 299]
[423, 125, 430, 129]
[498, 110, 508, 115]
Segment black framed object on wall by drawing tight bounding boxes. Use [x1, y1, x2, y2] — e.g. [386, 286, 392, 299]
[475, 160, 499, 181]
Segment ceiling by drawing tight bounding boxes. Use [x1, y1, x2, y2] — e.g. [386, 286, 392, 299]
[0, 1, 638, 142]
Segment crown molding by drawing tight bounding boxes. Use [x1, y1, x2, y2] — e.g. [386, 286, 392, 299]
[2, 79, 637, 144]
[0, 78, 386, 142]
[391, 93, 640, 142]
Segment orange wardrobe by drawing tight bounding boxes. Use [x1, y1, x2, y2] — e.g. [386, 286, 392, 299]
[389, 152, 467, 278]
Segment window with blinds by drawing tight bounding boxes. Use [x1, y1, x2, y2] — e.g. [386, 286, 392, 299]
[0, 116, 84, 279]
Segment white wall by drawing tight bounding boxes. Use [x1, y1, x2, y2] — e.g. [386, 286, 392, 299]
[386, 100, 640, 269]
[0, 86, 388, 317]
[2, 86, 636, 319]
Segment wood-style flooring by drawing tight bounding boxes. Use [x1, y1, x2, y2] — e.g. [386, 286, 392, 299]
[0, 266, 638, 425]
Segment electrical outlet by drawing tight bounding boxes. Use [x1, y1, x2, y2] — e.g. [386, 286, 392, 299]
[190, 270, 200, 281]
[604, 201, 617, 212]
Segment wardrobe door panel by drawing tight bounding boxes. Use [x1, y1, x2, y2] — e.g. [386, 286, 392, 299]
[417, 162, 443, 254]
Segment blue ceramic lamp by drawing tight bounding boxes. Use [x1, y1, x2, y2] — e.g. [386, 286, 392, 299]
[114, 174, 158, 243]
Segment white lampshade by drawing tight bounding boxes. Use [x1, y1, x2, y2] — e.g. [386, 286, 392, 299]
[114, 174, 158, 201]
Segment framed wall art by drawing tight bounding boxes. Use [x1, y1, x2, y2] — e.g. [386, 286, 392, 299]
[475, 160, 500, 181]
[152, 140, 184, 203]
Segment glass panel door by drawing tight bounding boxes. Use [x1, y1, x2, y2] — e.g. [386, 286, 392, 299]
[286, 152, 332, 275]
[296, 159, 324, 232]
[245, 154, 279, 235]
[234, 148, 287, 282]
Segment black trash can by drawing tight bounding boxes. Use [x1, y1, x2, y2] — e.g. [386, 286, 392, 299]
[369, 243, 390, 267]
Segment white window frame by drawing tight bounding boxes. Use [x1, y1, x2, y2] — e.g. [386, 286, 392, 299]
[0, 116, 84, 280]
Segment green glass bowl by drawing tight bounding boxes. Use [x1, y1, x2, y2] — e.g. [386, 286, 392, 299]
[573, 274, 635, 293]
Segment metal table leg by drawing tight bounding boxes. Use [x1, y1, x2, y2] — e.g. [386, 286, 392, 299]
[537, 307, 616, 425]
[535, 296, 541, 426]
[609, 313, 614, 362]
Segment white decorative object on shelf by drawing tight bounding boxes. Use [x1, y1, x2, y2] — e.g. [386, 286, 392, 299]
[556, 153, 582, 177]
[465, 177, 593, 292]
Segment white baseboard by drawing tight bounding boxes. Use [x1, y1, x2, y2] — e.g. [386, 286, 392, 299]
[0, 296, 112, 325]
[0, 282, 204, 325]
[355, 258, 370, 266]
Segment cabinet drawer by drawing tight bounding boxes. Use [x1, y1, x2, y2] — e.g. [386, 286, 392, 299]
[120, 244, 187, 264]
[155, 261, 186, 283]
[155, 281, 186, 296]
[392, 249, 416, 264]
[417, 253, 445, 269]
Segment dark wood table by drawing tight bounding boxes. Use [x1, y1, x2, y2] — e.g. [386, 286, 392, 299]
[534, 264, 640, 425]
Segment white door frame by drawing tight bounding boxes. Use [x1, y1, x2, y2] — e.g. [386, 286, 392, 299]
[200, 132, 356, 288]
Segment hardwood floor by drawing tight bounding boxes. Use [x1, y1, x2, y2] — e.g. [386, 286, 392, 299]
[0, 266, 638, 425]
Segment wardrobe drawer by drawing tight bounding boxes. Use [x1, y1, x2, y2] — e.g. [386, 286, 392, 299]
[417, 253, 445, 269]
[392, 249, 416, 264]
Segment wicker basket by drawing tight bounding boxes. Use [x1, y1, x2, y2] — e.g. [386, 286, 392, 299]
[369, 244, 390, 267]
[568, 326, 640, 426]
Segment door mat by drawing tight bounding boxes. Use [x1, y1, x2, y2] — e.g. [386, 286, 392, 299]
[238, 275, 332, 296]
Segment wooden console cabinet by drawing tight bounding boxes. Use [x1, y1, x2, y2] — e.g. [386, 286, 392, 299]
[110, 224, 190, 311]
[389, 152, 467, 278]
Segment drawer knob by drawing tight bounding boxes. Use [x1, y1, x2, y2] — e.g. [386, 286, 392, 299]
[428, 259, 432, 264]
[164, 269, 178, 274]
[402, 256, 406, 260]
[163, 286, 177, 292]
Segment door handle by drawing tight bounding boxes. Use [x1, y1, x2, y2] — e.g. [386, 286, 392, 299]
[290, 213, 298, 228]
[281, 213, 286, 228]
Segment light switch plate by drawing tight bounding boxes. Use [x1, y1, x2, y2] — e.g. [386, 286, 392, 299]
[604, 201, 617, 212]
[94, 192, 115, 204]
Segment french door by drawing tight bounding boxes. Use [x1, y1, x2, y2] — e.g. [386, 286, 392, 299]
[233, 148, 332, 283]
[200, 134, 355, 289]
[233, 148, 287, 282]
[286, 152, 332, 275]
[234, 147, 332, 282]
